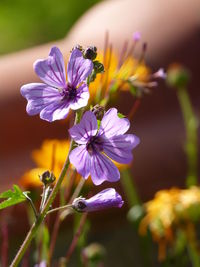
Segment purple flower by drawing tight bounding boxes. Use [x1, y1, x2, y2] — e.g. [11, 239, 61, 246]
[72, 188, 124, 212]
[69, 108, 140, 185]
[21, 47, 93, 122]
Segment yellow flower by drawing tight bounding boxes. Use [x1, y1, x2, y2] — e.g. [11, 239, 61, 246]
[32, 139, 70, 178]
[89, 49, 151, 104]
[139, 186, 200, 261]
[19, 139, 93, 189]
[19, 139, 70, 189]
[19, 168, 47, 188]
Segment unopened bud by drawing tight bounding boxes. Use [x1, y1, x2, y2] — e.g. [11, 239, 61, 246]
[72, 188, 124, 213]
[71, 44, 82, 52]
[167, 64, 190, 88]
[83, 46, 97, 60]
[93, 60, 104, 73]
[39, 170, 56, 186]
[91, 105, 105, 120]
[82, 243, 106, 263]
[133, 31, 141, 42]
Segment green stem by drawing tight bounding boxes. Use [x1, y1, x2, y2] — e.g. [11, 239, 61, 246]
[10, 111, 82, 267]
[47, 204, 73, 215]
[121, 169, 140, 206]
[176, 87, 198, 187]
[23, 192, 38, 219]
[187, 243, 200, 267]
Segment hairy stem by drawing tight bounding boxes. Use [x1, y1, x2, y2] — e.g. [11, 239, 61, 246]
[10, 111, 81, 267]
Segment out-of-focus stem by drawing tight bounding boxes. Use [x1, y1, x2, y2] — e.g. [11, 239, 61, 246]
[176, 87, 198, 187]
[65, 213, 88, 264]
[121, 169, 140, 206]
[48, 177, 85, 264]
[128, 98, 141, 121]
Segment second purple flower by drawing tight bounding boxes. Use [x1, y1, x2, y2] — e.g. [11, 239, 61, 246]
[21, 47, 93, 122]
[69, 108, 140, 185]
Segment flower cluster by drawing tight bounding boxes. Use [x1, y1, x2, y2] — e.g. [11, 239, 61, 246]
[20, 44, 141, 211]
[139, 186, 200, 261]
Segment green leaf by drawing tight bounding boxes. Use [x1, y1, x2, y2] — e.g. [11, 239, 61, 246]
[117, 112, 125, 118]
[0, 185, 28, 210]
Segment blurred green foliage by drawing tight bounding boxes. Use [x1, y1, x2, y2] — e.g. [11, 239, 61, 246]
[0, 0, 100, 55]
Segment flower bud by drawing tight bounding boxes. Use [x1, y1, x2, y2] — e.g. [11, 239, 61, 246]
[83, 46, 97, 60]
[39, 170, 56, 186]
[91, 104, 105, 120]
[72, 188, 124, 212]
[81, 243, 106, 264]
[34, 261, 46, 267]
[133, 31, 141, 42]
[167, 64, 190, 88]
[93, 60, 104, 73]
[71, 44, 82, 52]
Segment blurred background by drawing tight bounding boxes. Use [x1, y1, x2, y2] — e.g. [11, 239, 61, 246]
[0, 0, 100, 55]
[0, 0, 200, 266]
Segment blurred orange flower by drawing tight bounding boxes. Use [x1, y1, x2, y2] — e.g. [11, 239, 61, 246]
[139, 186, 200, 261]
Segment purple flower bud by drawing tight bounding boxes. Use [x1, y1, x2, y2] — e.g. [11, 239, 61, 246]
[34, 261, 46, 267]
[133, 31, 141, 42]
[72, 188, 124, 212]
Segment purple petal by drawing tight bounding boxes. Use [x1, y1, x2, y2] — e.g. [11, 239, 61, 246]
[34, 46, 66, 88]
[90, 152, 120, 185]
[69, 111, 98, 144]
[20, 83, 62, 116]
[67, 48, 93, 87]
[72, 188, 124, 212]
[70, 84, 89, 110]
[39, 101, 70, 122]
[86, 188, 124, 211]
[69, 145, 91, 178]
[99, 108, 130, 138]
[103, 134, 140, 163]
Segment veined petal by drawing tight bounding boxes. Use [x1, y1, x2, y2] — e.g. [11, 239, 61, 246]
[34, 46, 66, 88]
[99, 108, 130, 138]
[67, 48, 93, 87]
[70, 84, 89, 110]
[40, 101, 70, 122]
[69, 111, 98, 144]
[90, 152, 120, 185]
[85, 188, 124, 211]
[72, 188, 124, 212]
[103, 134, 140, 163]
[20, 83, 62, 115]
[69, 145, 91, 178]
